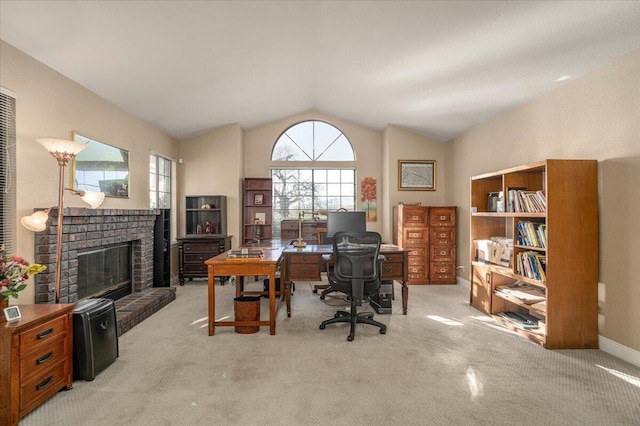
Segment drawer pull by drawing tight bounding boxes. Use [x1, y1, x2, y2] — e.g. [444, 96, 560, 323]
[440, 215, 446, 220]
[440, 251, 446, 255]
[440, 233, 447, 238]
[440, 268, 446, 273]
[37, 352, 54, 365]
[36, 376, 54, 391]
[37, 328, 54, 339]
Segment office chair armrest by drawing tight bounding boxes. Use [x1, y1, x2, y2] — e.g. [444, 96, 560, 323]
[378, 254, 386, 262]
[322, 254, 332, 262]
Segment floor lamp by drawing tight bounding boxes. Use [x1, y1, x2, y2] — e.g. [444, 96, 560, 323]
[20, 138, 105, 303]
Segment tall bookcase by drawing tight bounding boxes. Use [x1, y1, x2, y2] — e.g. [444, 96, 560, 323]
[469, 160, 598, 349]
[243, 178, 273, 244]
[153, 208, 171, 287]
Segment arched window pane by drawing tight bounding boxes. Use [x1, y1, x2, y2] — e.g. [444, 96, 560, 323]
[272, 120, 354, 161]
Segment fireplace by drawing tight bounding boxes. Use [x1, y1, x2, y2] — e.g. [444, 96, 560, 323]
[77, 243, 132, 300]
[34, 208, 159, 304]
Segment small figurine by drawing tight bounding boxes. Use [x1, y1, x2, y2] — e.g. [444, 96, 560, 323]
[196, 224, 203, 234]
[205, 221, 212, 234]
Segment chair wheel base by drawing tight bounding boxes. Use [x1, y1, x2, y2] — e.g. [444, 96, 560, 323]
[319, 324, 325, 330]
[347, 335, 354, 341]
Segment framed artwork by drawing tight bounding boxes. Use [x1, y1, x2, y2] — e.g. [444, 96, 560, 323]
[398, 160, 436, 191]
[254, 193, 264, 205]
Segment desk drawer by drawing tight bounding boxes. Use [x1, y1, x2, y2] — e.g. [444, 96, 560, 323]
[381, 262, 403, 279]
[20, 316, 67, 355]
[289, 263, 321, 280]
[289, 254, 321, 264]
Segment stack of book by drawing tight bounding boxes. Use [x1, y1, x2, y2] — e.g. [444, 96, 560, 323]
[495, 281, 545, 304]
[227, 249, 264, 259]
[496, 311, 540, 330]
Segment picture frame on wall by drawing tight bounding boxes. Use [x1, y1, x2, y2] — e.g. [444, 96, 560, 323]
[254, 193, 264, 205]
[398, 160, 436, 191]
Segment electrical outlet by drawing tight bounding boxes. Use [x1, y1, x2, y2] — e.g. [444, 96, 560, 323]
[456, 265, 465, 272]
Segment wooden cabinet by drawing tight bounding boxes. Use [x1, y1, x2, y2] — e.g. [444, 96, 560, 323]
[185, 195, 227, 236]
[177, 236, 232, 285]
[280, 220, 327, 245]
[469, 160, 598, 349]
[428, 207, 457, 284]
[0, 304, 74, 426]
[393, 205, 457, 285]
[243, 178, 273, 244]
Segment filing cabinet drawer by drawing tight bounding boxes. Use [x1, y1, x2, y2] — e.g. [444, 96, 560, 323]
[430, 207, 456, 227]
[431, 246, 456, 262]
[430, 227, 455, 245]
[404, 228, 428, 243]
[401, 207, 428, 225]
[430, 262, 456, 283]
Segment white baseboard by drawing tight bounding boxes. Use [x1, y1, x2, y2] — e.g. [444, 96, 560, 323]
[599, 336, 640, 368]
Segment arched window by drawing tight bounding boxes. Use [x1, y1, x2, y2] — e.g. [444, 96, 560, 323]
[271, 120, 354, 161]
[270, 121, 356, 234]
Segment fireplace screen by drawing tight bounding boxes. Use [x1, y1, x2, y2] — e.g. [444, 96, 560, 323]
[77, 243, 132, 300]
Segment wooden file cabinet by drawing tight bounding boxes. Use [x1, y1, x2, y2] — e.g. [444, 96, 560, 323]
[0, 304, 74, 426]
[428, 207, 457, 284]
[393, 205, 457, 284]
[177, 236, 232, 285]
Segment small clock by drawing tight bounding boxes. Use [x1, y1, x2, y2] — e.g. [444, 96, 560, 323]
[3, 305, 21, 322]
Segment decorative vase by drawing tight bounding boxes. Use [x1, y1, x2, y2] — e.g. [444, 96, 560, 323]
[0, 297, 8, 322]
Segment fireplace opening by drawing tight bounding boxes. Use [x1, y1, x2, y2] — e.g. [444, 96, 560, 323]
[77, 243, 132, 301]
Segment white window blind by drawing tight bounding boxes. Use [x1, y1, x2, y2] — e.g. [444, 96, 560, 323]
[0, 87, 17, 253]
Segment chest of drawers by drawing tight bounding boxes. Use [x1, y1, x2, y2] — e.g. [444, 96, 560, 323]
[0, 304, 74, 426]
[177, 236, 232, 285]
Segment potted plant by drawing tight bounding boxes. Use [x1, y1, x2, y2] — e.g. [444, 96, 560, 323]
[0, 246, 46, 311]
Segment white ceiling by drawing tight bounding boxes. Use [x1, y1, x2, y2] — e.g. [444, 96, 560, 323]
[2, 1, 640, 142]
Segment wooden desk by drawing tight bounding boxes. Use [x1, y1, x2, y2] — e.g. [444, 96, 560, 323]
[205, 247, 284, 336]
[281, 244, 409, 316]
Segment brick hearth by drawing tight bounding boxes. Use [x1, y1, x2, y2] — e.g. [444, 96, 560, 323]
[33, 207, 175, 335]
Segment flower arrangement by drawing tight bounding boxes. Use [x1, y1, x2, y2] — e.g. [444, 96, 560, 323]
[0, 246, 46, 300]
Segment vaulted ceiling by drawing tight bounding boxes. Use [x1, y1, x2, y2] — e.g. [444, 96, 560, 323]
[2, 1, 640, 142]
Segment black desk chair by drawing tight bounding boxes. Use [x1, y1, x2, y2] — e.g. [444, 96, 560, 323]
[319, 231, 387, 341]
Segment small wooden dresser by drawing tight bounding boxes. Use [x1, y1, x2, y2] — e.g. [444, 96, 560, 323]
[0, 304, 74, 426]
[177, 235, 232, 285]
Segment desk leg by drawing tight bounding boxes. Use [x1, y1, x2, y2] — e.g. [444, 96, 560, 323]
[208, 266, 216, 336]
[236, 276, 244, 297]
[285, 281, 292, 317]
[402, 280, 408, 315]
[269, 266, 276, 335]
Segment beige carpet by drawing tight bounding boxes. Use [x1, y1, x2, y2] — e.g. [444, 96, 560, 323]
[22, 278, 640, 425]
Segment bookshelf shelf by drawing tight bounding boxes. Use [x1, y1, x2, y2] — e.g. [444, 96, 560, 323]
[469, 160, 598, 349]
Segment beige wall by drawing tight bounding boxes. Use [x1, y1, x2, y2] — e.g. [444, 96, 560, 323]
[445, 47, 640, 351]
[0, 40, 178, 304]
[177, 123, 244, 245]
[382, 125, 446, 241]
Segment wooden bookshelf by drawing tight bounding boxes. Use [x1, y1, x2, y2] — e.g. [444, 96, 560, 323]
[243, 178, 273, 244]
[469, 160, 598, 349]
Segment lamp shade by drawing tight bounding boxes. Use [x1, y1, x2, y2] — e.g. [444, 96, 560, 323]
[36, 138, 86, 156]
[80, 190, 105, 209]
[20, 210, 50, 232]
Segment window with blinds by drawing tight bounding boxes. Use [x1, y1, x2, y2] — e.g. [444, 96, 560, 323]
[0, 87, 17, 253]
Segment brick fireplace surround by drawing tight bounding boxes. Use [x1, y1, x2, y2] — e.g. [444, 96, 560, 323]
[33, 208, 175, 336]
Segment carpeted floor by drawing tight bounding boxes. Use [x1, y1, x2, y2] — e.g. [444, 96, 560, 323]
[21, 278, 640, 425]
